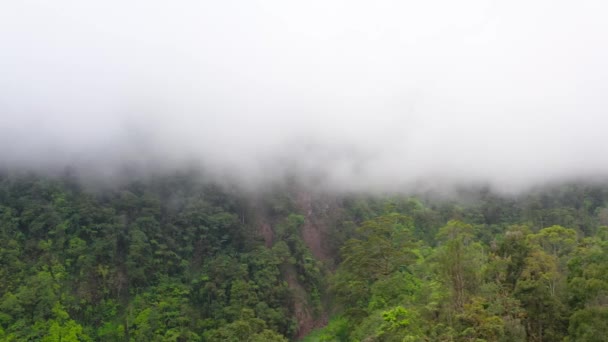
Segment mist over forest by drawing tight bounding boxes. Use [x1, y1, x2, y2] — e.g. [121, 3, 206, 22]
[2, 0, 608, 193]
[2, 1, 608, 341]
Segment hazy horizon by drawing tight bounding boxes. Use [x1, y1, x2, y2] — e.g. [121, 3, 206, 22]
[2, 1, 607, 193]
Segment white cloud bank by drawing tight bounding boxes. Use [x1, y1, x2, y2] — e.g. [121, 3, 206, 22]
[1, 0, 607, 192]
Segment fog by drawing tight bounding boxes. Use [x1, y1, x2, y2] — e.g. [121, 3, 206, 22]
[1, 1, 607, 193]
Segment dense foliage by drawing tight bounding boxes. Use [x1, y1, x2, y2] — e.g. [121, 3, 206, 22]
[0, 173, 311, 341]
[1, 172, 608, 341]
[310, 187, 608, 341]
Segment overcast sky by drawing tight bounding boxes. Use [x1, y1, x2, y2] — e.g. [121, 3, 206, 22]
[1, 1, 607, 192]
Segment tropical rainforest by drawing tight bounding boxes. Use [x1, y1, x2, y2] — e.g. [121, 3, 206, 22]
[1, 171, 608, 341]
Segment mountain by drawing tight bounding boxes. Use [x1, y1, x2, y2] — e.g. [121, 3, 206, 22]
[1, 172, 608, 341]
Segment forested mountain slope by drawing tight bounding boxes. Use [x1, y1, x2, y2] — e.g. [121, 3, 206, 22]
[1, 172, 608, 341]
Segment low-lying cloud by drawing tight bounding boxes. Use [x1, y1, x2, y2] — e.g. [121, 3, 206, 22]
[1, 0, 607, 192]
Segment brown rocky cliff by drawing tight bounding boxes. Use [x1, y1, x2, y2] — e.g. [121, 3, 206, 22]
[251, 190, 340, 339]
[295, 191, 331, 262]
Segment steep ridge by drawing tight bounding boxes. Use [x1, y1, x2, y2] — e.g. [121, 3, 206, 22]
[292, 191, 342, 338]
[295, 191, 330, 262]
[252, 190, 339, 339]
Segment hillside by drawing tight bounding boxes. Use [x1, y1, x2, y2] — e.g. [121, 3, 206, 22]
[1, 172, 608, 341]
